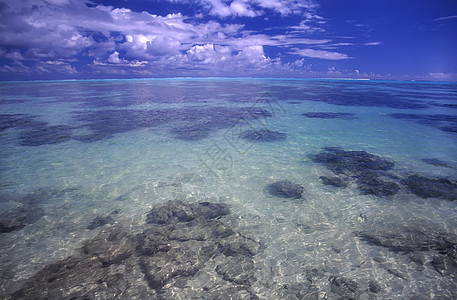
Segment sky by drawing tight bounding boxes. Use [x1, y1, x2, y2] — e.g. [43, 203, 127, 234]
[0, 0, 456, 80]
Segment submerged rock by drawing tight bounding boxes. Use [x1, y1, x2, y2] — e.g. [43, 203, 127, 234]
[139, 200, 258, 292]
[0, 206, 44, 234]
[9, 229, 140, 300]
[8, 200, 265, 299]
[219, 233, 260, 257]
[239, 129, 287, 142]
[83, 230, 134, 266]
[145, 200, 230, 225]
[401, 175, 457, 201]
[264, 180, 304, 199]
[216, 255, 255, 286]
[328, 276, 385, 299]
[431, 255, 457, 277]
[87, 214, 115, 230]
[139, 239, 215, 290]
[136, 226, 172, 256]
[10, 256, 107, 300]
[329, 276, 361, 300]
[357, 227, 456, 254]
[193, 201, 231, 220]
[0, 189, 83, 234]
[368, 280, 382, 294]
[357, 220, 457, 281]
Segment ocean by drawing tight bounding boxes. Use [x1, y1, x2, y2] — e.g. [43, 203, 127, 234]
[1, 78, 457, 299]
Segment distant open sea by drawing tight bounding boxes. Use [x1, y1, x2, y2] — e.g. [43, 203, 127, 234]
[1, 78, 457, 299]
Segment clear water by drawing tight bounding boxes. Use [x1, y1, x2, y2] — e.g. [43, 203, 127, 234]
[1, 78, 457, 299]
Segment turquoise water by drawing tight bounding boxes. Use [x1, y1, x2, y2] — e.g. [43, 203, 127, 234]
[1, 78, 457, 299]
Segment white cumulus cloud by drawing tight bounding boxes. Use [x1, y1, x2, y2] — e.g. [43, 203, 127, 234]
[166, 0, 318, 17]
[364, 41, 382, 46]
[108, 51, 123, 64]
[291, 48, 349, 60]
[0, 0, 352, 78]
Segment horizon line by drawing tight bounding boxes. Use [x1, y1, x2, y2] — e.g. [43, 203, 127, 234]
[0, 76, 456, 84]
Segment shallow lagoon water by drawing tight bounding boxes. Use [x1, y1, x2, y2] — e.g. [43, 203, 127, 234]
[1, 78, 457, 299]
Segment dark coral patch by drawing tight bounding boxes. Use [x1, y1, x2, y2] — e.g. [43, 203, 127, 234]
[0, 114, 77, 146]
[320, 176, 347, 188]
[4, 105, 273, 145]
[302, 112, 356, 119]
[269, 82, 430, 109]
[0, 100, 26, 105]
[0, 114, 26, 132]
[311, 147, 399, 197]
[265, 180, 304, 199]
[0, 114, 46, 133]
[74, 107, 272, 143]
[390, 113, 457, 135]
[422, 158, 457, 170]
[170, 125, 210, 141]
[312, 147, 395, 175]
[74, 109, 167, 142]
[401, 175, 457, 201]
[429, 102, 457, 109]
[239, 129, 286, 142]
[357, 176, 400, 197]
[19, 125, 74, 146]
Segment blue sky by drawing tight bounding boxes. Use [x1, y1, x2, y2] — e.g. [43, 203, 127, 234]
[0, 0, 456, 80]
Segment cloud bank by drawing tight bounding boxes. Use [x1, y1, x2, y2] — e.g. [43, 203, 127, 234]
[0, 0, 357, 78]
